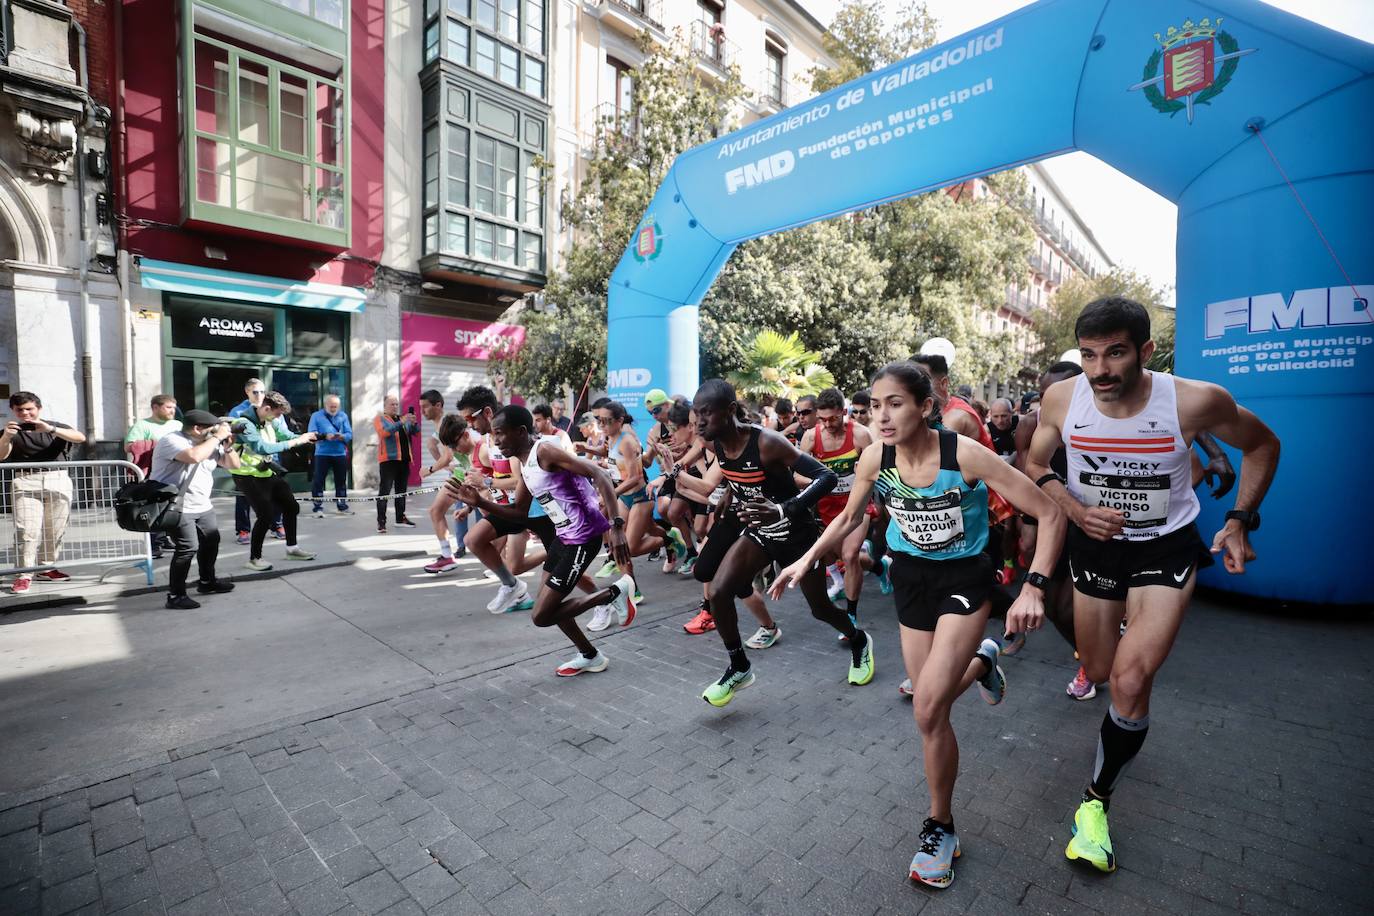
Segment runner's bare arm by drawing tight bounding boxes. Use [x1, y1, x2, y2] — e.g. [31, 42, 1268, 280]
[446, 471, 532, 520]
[1012, 411, 1039, 473]
[424, 442, 454, 477]
[742, 428, 837, 526]
[942, 407, 982, 440]
[670, 459, 722, 501]
[1187, 384, 1280, 573]
[1192, 430, 1236, 499]
[959, 438, 1064, 580]
[1026, 379, 1124, 541]
[769, 446, 880, 598]
[640, 424, 662, 469]
[960, 438, 1061, 634]
[613, 435, 645, 496]
[542, 445, 622, 519]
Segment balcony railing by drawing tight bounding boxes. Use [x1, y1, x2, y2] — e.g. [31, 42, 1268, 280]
[690, 19, 735, 72]
[756, 68, 793, 111]
[580, 101, 640, 155]
[1005, 291, 1037, 316]
[602, 0, 663, 30]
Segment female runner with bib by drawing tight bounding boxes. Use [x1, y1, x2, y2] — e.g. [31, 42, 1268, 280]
[771, 361, 1065, 889]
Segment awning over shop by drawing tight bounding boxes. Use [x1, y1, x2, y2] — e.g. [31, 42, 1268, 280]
[137, 259, 367, 313]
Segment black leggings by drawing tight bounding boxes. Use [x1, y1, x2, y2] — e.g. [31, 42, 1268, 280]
[377, 460, 410, 526]
[233, 474, 299, 559]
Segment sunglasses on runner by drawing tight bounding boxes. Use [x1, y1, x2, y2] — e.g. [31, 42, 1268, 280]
[797, 408, 815, 416]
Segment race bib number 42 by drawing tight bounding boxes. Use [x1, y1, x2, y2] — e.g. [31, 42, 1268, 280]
[1078, 471, 1169, 530]
[889, 490, 965, 551]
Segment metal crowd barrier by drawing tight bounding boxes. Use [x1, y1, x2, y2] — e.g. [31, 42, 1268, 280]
[0, 460, 154, 585]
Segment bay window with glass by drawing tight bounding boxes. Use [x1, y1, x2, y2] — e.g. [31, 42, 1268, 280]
[419, 0, 548, 284]
[419, 75, 547, 283]
[182, 0, 349, 247]
[423, 0, 546, 100]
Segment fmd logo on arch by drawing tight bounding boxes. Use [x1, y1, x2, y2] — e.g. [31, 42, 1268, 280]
[608, 368, 652, 388]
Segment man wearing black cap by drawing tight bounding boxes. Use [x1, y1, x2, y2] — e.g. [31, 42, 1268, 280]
[150, 410, 241, 609]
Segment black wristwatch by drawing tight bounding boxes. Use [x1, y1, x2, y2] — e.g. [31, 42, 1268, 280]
[611, 516, 626, 530]
[1224, 509, 1261, 531]
[1024, 571, 1050, 591]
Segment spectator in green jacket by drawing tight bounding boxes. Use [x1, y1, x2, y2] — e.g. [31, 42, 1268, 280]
[230, 391, 317, 571]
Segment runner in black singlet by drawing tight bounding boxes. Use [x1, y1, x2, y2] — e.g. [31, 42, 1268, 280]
[673, 380, 871, 707]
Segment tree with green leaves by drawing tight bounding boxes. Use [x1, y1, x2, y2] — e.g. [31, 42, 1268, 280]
[726, 330, 836, 402]
[492, 32, 749, 397]
[810, 1, 1037, 389]
[1036, 268, 1176, 371]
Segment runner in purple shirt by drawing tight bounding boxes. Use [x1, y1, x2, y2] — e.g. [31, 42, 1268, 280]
[447, 405, 635, 678]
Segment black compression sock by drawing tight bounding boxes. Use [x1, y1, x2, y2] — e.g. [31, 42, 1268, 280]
[845, 597, 859, 619]
[1090, 706, 1149, 798]
[687, 546, 698, 557]
[727, 646, 750, 672]
[849, 629, 868, 663]
[582, 648, 599, 660]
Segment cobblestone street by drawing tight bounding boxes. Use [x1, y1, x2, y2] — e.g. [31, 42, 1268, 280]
[2, 569, 1370, 914]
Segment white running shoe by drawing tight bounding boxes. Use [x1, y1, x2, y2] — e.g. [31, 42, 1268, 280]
[744, 626, 782, 649]
[586, 602, 615, 632]
[284, 546, 315, 561]
[898, 677, 914, 698]
[609, 575, 637, 627]
[244, 558, 273, 572]
[555, 652, 608, 677]
[487, 580, 529, 614]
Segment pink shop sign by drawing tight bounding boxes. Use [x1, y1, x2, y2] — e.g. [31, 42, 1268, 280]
[402, 312, 526, 361]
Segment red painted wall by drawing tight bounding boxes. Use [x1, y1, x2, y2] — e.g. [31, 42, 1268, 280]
[117, 0, 383, 288]
[68, 0, 115, 106]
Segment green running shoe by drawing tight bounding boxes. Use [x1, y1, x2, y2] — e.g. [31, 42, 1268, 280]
[677, 555, 698, 577]
[594, 559, 619, 579]
[848, 631, 875, 686]
[1065, 797, 1116, 872]
[702, 667, 755, 707]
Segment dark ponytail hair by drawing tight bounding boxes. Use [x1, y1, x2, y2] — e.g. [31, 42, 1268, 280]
[604, 401, 633, 425]
[872, 360, 935, 404]
[667, 402, 692, 428]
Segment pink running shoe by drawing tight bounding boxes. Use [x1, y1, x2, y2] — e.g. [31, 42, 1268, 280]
[1066, 666, 1097, 701]
[424, 556, 459, 575]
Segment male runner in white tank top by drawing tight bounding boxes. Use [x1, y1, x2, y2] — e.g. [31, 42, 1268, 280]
[1027, 297, 1280, 875]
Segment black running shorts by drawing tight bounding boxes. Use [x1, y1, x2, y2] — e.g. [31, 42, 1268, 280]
[693, 513, 815, 598]
[889, 552, 995, 632]
[1066, 522, 1213, 601]
[544, 537, 602, 596]
[485, 511, 558, 550]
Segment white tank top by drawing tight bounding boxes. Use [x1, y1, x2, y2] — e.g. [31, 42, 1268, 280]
[1062, 372, 1198, 541]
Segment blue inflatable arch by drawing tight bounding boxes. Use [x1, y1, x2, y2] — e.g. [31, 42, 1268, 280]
[606, 0, 1373, 606]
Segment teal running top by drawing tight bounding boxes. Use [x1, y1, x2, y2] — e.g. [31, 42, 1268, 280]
[875, 429, 989, 560]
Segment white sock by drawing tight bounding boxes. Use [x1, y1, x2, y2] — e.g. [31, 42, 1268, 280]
[438, 538, 452, 559]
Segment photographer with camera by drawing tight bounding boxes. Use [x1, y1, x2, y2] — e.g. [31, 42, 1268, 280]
[0, 391, 87, 593]
[308, 394, 353, 516]
[151, 410, 241, 608]
[229, 391, 316, 571]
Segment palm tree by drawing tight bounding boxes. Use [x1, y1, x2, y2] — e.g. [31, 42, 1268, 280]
[728, 330, 833, 400]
